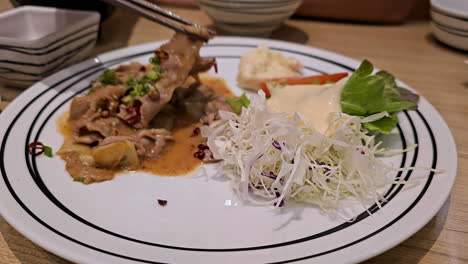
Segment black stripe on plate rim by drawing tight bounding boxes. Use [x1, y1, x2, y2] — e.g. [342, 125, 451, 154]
[0, 52, 166, 264]
[431, 6, 468, 22]
[14, 46, 416, 256]
[25, 52, 410, 252]
[0, 38, 97, 67]
[0, 43, 434, 262]
[432, 21, 468, 37]
[0, 23, 99, 51]
[206, 43, 356, 72]
[25, 47, 416, 253]
[0, 39, 96, 77]
[0, 30, 98, 56]
[206, 55, 327, 74]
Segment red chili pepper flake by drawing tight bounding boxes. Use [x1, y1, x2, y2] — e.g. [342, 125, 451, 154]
[194, 144, 210, 160]
[157, 199, 167, 206]
[122, 105, 140, 125]
[213, 59, 218, 74]
[28, 142, 53, 157]
[191, 127, 200, 137]
[28, 141, 45, 156]
[198, 144, 209, 150]
[193, 150, 205, 160]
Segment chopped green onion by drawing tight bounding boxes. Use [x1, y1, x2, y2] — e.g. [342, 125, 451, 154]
[99, 70, 116, 84]
[73, 177, 84, 182]
[145, 70, 160, 81]
[119, 58, 163, 104]
[43, 146, 53, 157]
[149, 56, 160, 66]
[312, 78, 321, 85]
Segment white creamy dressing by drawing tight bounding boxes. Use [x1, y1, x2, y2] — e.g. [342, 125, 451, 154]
[266, 78, 347, 133]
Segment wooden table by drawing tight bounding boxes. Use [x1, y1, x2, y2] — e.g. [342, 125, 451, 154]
[1, 1, 467, 263]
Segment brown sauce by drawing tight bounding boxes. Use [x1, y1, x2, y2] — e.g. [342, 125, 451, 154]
[57, 76, 234, 180]
[143, 76, 233, 176]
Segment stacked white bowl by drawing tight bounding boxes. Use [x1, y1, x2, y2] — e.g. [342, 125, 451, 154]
[0, 6, 100, 88]
[196, 0, 302, 37]
[430, 0, 468, 51]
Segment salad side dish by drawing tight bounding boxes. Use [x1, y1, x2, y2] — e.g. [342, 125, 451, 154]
[202, 57, 420, 211]
[49, 33, 425, 213]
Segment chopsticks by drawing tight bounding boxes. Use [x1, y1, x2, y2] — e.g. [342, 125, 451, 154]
[101, 0, 215, 41]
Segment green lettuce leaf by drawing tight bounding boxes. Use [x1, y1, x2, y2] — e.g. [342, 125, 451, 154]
[341, 60, 419, 134]
[226, 93, 250, 114]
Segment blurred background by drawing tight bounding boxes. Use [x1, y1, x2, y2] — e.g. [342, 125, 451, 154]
[9, 0, 431, 24]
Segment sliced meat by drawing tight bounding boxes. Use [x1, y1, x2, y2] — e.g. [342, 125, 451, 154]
[171, 83, 218, 120]
[182, 25, 215, 41]
[149, 106, 176, 131]
[73, 117, 135, 144]
[70, 84, 125, 121]
[115, 62, 150, 83]
[100, 129, 173, 160]
[132, 90, 162, 128]
[131, 32, 213, 128]
[117, 104, 141, 127]
[190, 57, 215, 76]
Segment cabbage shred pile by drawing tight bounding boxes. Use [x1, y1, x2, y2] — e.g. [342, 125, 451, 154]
[202, 92, 405, 212]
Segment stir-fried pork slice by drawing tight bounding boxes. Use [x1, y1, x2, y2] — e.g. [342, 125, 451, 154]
[100, 129, 173, 160]
[149, 105, 176, 131]
[183, 25, 215, 41]
[190, 57, 216, 76]
[130, 32, 213, 128]
[172, 81, 233, 124]
[172, 83, 212, 119]
[115, 62, 152, 84]
[70, 84, 125, 121]
[73, 117, 135, 144]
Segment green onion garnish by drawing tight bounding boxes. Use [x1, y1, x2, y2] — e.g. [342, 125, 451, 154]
[120, 58, 163, 103]
[99, 70, 116, 84]
[43, 146, 53, 157]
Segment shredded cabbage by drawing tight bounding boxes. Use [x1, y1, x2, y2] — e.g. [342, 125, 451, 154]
[201, 91, 416, 213]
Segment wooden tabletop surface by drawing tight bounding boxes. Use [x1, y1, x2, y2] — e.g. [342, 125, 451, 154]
[1, 1, 467, 263]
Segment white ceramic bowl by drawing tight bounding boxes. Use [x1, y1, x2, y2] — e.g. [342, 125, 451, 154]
[431, 21, 468, 50]
[0, 6, 100, 88]
[197, 0, 302, 36]
[430, 0, 468, 51]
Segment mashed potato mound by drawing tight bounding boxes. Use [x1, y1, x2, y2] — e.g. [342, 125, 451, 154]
[236, 45, 303, 91]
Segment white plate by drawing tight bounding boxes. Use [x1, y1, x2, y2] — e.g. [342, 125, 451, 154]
[0, 37, 457, 264]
